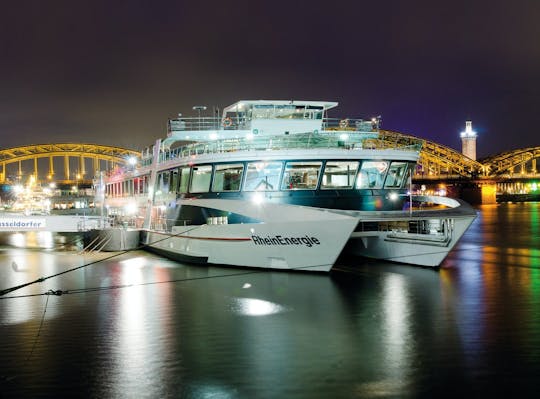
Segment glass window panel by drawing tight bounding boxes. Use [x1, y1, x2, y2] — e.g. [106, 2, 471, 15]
[171, 169, 179, 193]
[356, 161, 388, 189]
[212, 163, 244, 192]
[384, 162, 408, 188]
[156, 172, 169, 193]
[178, 167, 190, 193]
[321, 161, 359, 189]
[252, 104, 274, 119]
[189, 165, 212, 193]
[281, 161, 322, 190]
[244, 161, 282, 191]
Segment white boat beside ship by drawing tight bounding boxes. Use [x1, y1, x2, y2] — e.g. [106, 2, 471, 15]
[97, 100, 476, 271]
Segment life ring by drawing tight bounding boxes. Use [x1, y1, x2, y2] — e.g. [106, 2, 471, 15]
[339, 119, 349, 129]
[222, 117, 233, 128]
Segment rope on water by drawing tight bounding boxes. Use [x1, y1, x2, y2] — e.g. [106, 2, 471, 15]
[0, 226, 201, 297]
[25, 291, 53, 362]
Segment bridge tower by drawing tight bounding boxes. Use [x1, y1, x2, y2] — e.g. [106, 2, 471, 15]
[460, 120, 477, 160]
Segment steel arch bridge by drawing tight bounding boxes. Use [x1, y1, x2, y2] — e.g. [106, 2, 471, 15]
[379, 130, 487, 178]
[0, 143, 139, 184]
[479, 147, 540, 176]
[380, 130, 540, 179]
[0, 136, 538, 185]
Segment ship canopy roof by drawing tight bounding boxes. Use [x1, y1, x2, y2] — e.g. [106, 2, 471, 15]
[223, 100, 338, 114]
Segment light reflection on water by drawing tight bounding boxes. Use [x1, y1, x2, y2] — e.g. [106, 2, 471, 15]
[1, 203, 540, 397]
[229, 297, 289, 317]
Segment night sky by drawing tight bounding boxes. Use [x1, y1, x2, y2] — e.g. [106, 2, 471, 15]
[1, 0, 539, 159]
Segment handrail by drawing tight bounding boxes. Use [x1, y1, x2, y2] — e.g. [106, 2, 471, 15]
[154, 132, 423, 165]
[167, 116, 379, 133]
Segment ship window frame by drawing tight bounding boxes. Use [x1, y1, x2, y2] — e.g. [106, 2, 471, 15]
[189, 164, 213, 193]
[170, 168, 179, 193]
[281, 161, 322, 190]
[355, 160, 389, 189]
[244, 161, 283, 192]
[178, 166, 191, 194]
[211, 163, 244, 192]
[384, 161, 408, 188]
[321, 161, 359, 189]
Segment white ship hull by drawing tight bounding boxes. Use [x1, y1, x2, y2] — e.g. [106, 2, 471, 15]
[140, 196, 475, 270]
[143, 199, 359, 272]
[341, 196, 476, 267]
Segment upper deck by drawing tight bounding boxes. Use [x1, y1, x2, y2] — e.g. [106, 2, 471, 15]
[164, 99, 381, 145]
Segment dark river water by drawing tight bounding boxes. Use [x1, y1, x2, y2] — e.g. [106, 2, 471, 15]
[1, 203, 540, 398]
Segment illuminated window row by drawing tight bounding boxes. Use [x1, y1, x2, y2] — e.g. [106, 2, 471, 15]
[155, 159, 412, 195]
[106, 175, 150, 197]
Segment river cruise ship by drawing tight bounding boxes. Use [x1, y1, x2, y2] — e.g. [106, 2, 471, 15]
[100, 100, 476, 271]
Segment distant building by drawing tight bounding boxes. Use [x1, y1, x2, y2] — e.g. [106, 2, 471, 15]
[460, 120, 477, 160]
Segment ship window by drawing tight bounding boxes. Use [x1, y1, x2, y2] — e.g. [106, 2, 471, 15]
[321, 161, 359, 189]
[157, 171, 170, 193]
[384, 162, 408, 188]
[356, 161, 388, 189]
[244, 161, 282, 191]
[275, 105, 305, 119]
[212, 163, 244, 192]
[178, 167, 190, 194]
[306, 105, 323, 119]
[281, 161, 322, 190]
[252, 104, 274, 119]
[142, 175, 149, 194]
[190, 165, 212, 193]
[171, 169, 179, 193]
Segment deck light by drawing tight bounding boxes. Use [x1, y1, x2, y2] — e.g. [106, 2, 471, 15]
[252, 192, 264, 204]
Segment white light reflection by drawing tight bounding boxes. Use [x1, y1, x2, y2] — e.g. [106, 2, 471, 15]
[6, 232, 55, 249]
[229, 297, 287, 317]
[8, 232, 26, 248]
[381, 273, 413, 380]
[120, 256, 147, 270]
[190, 384, 236, 399]
[111, 266, 147, 398]
[2, 250, 64, 325]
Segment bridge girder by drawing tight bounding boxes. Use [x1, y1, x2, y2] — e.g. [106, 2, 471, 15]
[0, 138, 538, 183]
[480, 147, 540, 176]
[380, 130, 486, 177]
[0, 143, 138, 163]
[0, 143, 139, 183]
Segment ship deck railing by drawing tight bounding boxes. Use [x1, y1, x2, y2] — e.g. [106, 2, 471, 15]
[145, 131, 423, 166]
[167, 117, 379, 132]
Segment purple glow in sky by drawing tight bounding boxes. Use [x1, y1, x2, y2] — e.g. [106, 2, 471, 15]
[1, 0, 539, 158]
